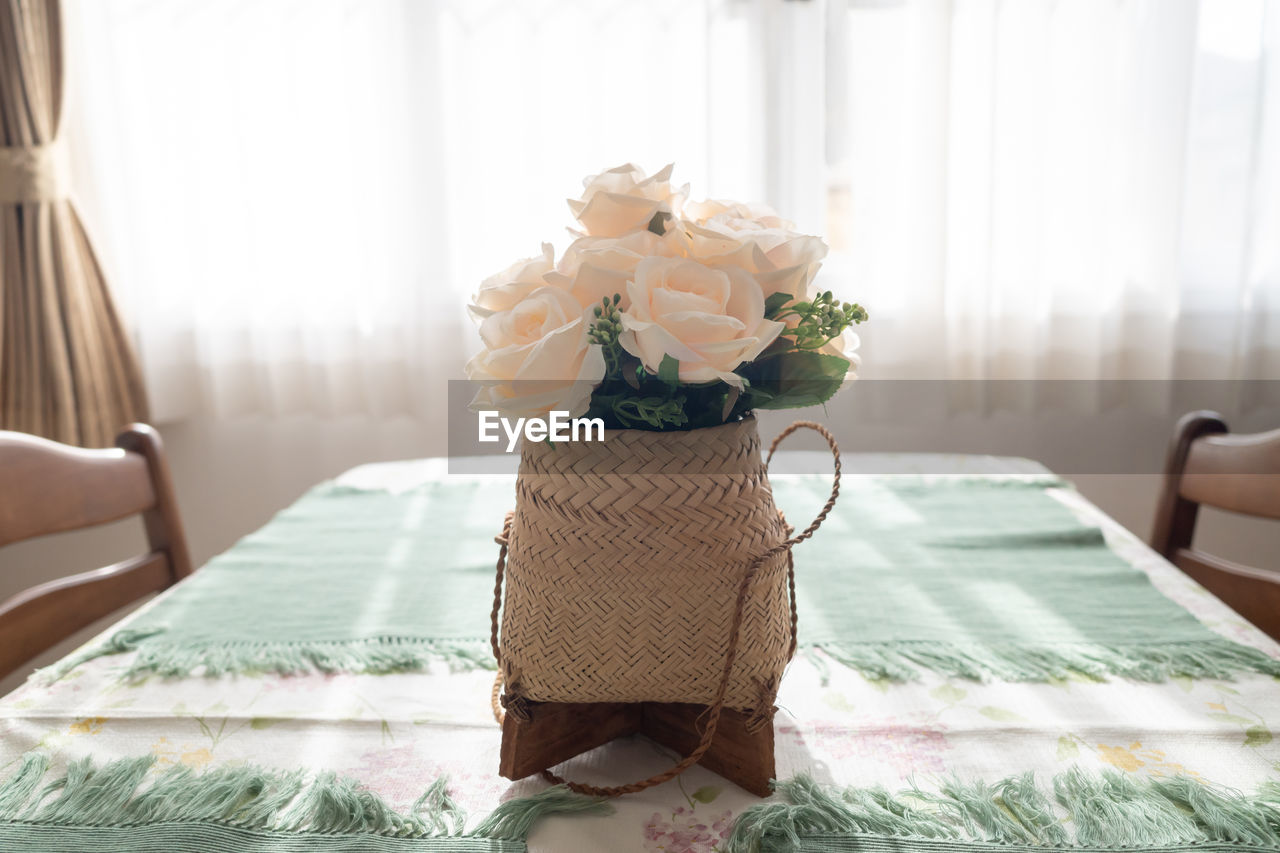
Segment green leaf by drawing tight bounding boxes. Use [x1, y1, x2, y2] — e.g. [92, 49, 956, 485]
[763, 291, 793, 319]
[755, 335, 795, 361]
[657, 354, 680, 387]
[1056, 735, 1079, 760]
[1207, 711, 1255, 726]
[978, 706, 1027, 723]
[929, 684, 967, 704]
[690, 785, 722, 804]
[741, 351, 850, 411]
[249, 717, 280, 730]
[1244, 726, 1273, 748]
[823, 693, 856, 713]
[720, 385, 740, 422]
[611, 395, 687, 430]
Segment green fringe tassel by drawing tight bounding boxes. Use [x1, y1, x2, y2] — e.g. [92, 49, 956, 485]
[815, 637, 1280, 683]
[727, 772, 1280, 852]
[35, 628, 169, 683]
[470, 784, 615, 839]
[0, 753, 51, 816]
[37, 633, 496, 684]
[42, 634, 1280, 688]
[0, 752, 609, 842]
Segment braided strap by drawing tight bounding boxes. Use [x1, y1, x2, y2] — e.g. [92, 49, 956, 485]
[490, 420, 840, 797]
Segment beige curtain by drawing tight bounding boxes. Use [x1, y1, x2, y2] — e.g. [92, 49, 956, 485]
[0, 0, 147, 446]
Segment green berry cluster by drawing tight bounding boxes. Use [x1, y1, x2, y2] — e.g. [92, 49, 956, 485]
[776, 291, 869, 351]
[587, 294, 625, 375]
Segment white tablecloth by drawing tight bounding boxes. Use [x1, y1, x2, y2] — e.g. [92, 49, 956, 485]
[3, 454, 1278, 852]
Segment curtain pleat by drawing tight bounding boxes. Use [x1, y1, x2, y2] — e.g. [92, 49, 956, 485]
[0, 0, 147, 446]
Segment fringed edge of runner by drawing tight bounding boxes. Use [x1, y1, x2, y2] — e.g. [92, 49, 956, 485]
[35, 631, 495, 684]
[728, 771, 1280, 852]
[812, 638, 1280, 683]
[0, 752, 608, 845]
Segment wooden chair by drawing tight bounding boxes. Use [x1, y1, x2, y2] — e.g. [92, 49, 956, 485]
[1151, 411, 1280, 641]
[0, 424, 192, 681]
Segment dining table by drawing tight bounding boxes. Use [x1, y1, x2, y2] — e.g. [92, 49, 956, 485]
[2, 451, 1278, 853]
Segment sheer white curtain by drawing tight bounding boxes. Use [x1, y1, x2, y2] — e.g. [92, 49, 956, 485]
[66, 0, 768, 420]
[814, 0, 1280, 381]
[65, 0, 1278, 421]
[67, 1, 449, 419]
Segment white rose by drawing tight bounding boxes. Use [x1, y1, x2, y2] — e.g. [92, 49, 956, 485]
[567, 163, 689, 238]
[680, 219, 828, 310]
[465, 286, 606, 418]
[469, 243, 555, 320]
[618, 257, 785, 388]
[544, 230, 677, 310]
[685, 199, 795, 231]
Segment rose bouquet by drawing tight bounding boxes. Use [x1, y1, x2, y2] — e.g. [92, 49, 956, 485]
[466, 163, 867, 430]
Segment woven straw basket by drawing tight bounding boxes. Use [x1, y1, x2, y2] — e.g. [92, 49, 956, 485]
[489, 415, 839, 795]
[500, 415, 790, 710]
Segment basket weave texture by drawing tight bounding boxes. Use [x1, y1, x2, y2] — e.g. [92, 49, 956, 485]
[498, 416, 791, 712]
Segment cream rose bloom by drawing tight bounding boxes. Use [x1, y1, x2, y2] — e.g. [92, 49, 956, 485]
[544, 230, 678, 310]
[685, 199, 794, 231]
[466, 286, 605, 418]
[676, 217, 828, 311]
[468, 243, 554, 320]
[618, 257, 784, 387]
[567, 163, 689, 238]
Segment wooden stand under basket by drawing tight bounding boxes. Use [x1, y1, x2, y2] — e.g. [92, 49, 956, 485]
[499, 700, 774, 798]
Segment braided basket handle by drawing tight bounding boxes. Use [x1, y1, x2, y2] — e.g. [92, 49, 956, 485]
[490, 420, 840, 798]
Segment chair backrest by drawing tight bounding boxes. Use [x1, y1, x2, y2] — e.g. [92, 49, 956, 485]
[0, 424, 192, 680]
[1151, 410, 1280, 641]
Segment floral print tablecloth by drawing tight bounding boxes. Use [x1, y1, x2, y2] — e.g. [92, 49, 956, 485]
[2, 454, 1277, 853]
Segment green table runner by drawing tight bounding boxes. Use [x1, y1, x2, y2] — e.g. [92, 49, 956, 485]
[778, 475, 1280, 682]
[53, 474, 1280, 684]
[0, 752, 609, 852]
